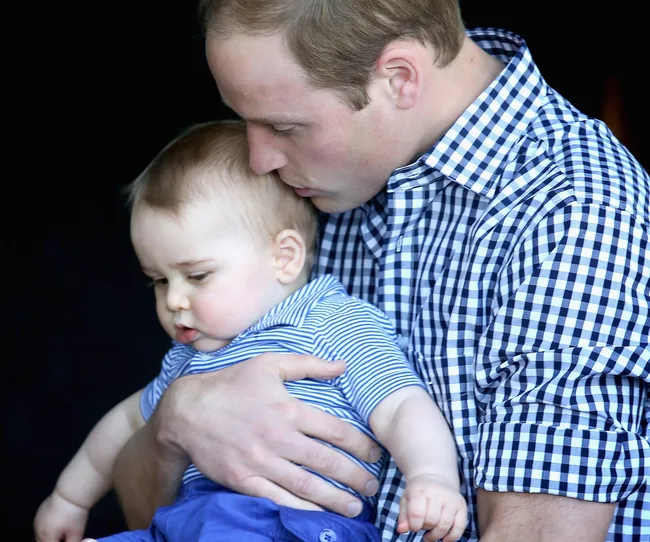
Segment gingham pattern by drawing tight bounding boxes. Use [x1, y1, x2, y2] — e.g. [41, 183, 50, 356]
[313, 28, 649, 541]
[141, 274, 424, 504]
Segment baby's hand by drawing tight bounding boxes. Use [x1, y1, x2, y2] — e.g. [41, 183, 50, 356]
[34, 491, 89, 542]
[396, 473, 467, 542]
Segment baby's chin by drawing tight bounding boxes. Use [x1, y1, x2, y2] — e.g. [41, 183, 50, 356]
[189, 336, 232, 353]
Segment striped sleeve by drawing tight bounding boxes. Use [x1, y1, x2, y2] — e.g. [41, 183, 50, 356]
[320, 299, 425, 422]
[140, 343, 196, 421]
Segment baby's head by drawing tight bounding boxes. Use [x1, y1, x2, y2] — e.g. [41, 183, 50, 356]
[127, 120, 318, 352]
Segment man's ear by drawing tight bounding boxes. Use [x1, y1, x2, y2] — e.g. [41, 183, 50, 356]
[374, 40, 423, 109]
[272, 229, 307, 284]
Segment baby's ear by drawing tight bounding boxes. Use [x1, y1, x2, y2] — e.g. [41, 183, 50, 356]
[272, 229, 307, 284]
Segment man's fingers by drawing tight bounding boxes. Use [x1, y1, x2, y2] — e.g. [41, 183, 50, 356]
[245, 459, 364, 518]
[262, 353, 347, 382]
[297, 403, 382, 464]
[241, 475, 324, 512]
[284, 432, 378, 499]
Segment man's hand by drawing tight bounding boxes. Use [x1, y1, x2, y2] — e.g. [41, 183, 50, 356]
[477, 489, 615, 541]
[116, 353, 381, 523]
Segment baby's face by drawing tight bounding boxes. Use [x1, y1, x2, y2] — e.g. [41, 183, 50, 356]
[130, 202, 285, 352]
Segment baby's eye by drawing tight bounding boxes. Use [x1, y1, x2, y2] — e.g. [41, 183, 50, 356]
[149, 278, 168, 288]
[189, 272, 210, 284]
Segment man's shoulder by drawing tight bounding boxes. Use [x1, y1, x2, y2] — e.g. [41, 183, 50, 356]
[522, 92, 649, 220]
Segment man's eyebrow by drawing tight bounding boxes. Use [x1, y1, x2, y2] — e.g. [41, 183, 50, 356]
[219, 95, 302, 126]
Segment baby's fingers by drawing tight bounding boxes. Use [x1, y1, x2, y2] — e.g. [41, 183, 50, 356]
[422, 502, 450, 541]
[405, 494, 429, 533]
[397, 495, 410, 533]
[423, 503, 467, 542]
[441, 507, 468, 542]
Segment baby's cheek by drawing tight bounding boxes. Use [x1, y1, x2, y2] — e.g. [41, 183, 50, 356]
[194, 298, 223, 325]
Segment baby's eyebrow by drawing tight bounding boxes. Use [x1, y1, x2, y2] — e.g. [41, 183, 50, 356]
[171, 259, 215, 269]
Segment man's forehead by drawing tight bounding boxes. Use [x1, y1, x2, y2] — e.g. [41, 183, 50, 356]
[208, 32, 288, 66]
[207, 32, 309, 87]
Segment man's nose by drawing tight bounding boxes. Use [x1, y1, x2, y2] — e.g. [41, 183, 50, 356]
[247, 123, 288, 175]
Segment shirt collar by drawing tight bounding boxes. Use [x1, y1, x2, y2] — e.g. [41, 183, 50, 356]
[389, 28, 548, 200]
[246, 274, 344, 333]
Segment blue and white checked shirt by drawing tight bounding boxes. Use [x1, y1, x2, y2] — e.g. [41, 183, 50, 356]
[313, 28, 649, 541]
[141, 274, 424, 506]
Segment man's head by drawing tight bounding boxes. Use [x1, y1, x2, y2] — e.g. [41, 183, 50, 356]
[199, 0, 464, 110]
[201, 0, 468, 213]
[128, 120, 318, 352]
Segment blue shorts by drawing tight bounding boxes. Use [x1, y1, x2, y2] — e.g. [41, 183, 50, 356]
[98, 479, 380, 542]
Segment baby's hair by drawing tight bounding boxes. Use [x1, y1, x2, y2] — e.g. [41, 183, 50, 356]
[127, 120, 318, 272]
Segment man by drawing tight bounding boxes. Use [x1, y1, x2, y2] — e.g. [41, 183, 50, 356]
[112, 1, 650, 540]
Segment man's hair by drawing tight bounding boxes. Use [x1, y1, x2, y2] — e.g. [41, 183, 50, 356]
[198, 0, 465, 110]
[127, 120, 318, 271]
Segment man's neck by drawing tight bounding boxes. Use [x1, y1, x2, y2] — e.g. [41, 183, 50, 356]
[413, 36, 506, 158]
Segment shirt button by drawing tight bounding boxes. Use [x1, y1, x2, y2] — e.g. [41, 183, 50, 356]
[397, 334, 409, 351]
[319, 529, 337, 542]
[395, 234, 403, 253]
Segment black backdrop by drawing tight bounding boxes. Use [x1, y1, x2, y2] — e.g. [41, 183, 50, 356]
[7, 1, 646, 539]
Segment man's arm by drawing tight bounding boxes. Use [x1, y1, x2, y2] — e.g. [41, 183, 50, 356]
[474, 204, 648, 540]
[113, 353, 382, 527]
[478, 490, 615, 542]
[113, 409, 188, 530]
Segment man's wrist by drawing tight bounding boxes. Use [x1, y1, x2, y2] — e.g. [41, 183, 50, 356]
[151, 379, 190, 462]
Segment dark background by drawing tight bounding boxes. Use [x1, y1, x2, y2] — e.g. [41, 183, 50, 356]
[6, 1, 646, 539]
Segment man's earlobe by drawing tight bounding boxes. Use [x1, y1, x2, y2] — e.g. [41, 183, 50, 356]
[273, 229, 307, 284]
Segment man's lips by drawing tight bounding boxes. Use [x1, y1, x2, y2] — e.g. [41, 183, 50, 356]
[293, 187, 312, 197]
[175, 325, 198, 344]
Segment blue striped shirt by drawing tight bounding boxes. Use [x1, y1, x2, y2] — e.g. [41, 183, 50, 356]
[141, 274, 425, 505]
[314, 28, 649, 541]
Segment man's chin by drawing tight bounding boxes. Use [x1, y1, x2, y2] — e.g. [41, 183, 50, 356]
[310, 195, 366, 214]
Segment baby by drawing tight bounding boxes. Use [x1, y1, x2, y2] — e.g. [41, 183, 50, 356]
[34, 120, 467, 542]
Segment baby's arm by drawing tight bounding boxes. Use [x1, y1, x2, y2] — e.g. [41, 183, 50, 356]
[34, 390, 145, 542]
[369, 386, 467, 542]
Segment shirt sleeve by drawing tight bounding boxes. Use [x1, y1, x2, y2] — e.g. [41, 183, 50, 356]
[317, 298, 426, 423]
[140, 342, 196, 421]
[474, 202, 650, 502]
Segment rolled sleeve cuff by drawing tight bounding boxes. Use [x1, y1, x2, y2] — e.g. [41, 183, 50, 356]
[475, 421, 649, 501]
